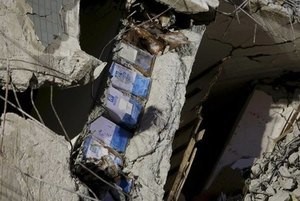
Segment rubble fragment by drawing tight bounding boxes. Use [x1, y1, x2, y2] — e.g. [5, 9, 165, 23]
[0, 113, 81, 201]
[153, 0, 219, 13]
[0, 0, 104, 90]
[244, 119, 300, 200]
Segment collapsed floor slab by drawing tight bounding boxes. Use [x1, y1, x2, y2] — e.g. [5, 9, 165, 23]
[0, 0, 105, 91]
[0, 113, 81, 201]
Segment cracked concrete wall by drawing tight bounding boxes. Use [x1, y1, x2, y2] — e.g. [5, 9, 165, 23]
[0, 113, 81, 201]
[189, 1, 300, 97]
[123, 26, 205, 201]
[0, 0, 105, 91]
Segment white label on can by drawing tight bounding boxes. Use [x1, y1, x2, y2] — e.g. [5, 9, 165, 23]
[118, 98, 133, 114]
[120, 44, 138, 63]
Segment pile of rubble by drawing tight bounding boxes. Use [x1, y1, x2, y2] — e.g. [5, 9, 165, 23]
[245, 125, 300, 201]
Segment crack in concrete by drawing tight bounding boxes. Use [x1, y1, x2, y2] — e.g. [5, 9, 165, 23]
[207, 36, 300, 51]
[26, 12, 51, 18]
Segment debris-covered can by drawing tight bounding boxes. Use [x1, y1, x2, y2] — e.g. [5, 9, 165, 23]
[105, 86, 143, 129]
[109, 62, 151, 98]
[115, 42, 155, 76]
[81, 135, 123, 178]
[89, 116, 132, 153]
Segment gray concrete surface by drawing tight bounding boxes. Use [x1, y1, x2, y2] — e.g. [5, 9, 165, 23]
[0, 113, 80, 201]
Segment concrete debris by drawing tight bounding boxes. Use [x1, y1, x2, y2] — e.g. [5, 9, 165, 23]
[268, 191, 290, 201]
[279, 166, 291, 177]
[153, 0, 219, 13]
[0, 0, 104, 91]
[0, 113, 81, 201]
[292, 188, 300, 199]
[244, 123, 300, 200]
[249, 0, 300, 42]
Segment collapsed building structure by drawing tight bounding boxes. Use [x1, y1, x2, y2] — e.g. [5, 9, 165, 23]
[1, 0, 300, 201]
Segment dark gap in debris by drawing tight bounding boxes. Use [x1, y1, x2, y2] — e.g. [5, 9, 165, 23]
[0, 88, 34, 118]
[181, 71, 300, 201]
[247, 53, 271, 61]
[187, 56, 228, 86]
[186, 87, 202, 99]
[168, 166, 180, 177]
[176, 119, 198, 136]
[182, 83, 253, 201]
[172, 142, 190, 155]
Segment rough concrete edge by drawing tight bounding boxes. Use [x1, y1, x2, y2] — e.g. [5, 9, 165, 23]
[0, 112, 80, 201]
[0, 0, 104, 91]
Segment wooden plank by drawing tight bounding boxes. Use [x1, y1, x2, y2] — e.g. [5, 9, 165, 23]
[175, 147, 197, 201]
[167, 137, 196, 201]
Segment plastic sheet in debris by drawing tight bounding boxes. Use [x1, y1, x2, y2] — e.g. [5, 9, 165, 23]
[115, 42, 155, 76]
[105, 86, 143, 128]
[116, 176, 133, 193]
[109, 62, 151, 98]
[89, 116, 131, 153]
[82, 135, 123, 178]
[102, 176, 134, 201]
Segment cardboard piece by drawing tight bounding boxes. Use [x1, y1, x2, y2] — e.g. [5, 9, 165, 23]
[109, 62, 151, 98]
[89, 116, 132, 153]
[105, 86, 143, 128]
[116, 42, 155, 76]
[82, 135, 123, 178]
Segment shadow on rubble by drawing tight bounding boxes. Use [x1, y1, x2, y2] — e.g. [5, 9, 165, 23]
[182, 73, 300, 201]
[182, 83, 271, 201]
[137, 106, 163, 133]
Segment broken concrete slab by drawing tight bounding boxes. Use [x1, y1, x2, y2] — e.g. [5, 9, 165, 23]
[0, 113, 81, 201]
[123, 26, 205, 201]
[154, 0, 219, 13]
[268, 191, 290, 201]
[0, 0, 104, 91]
